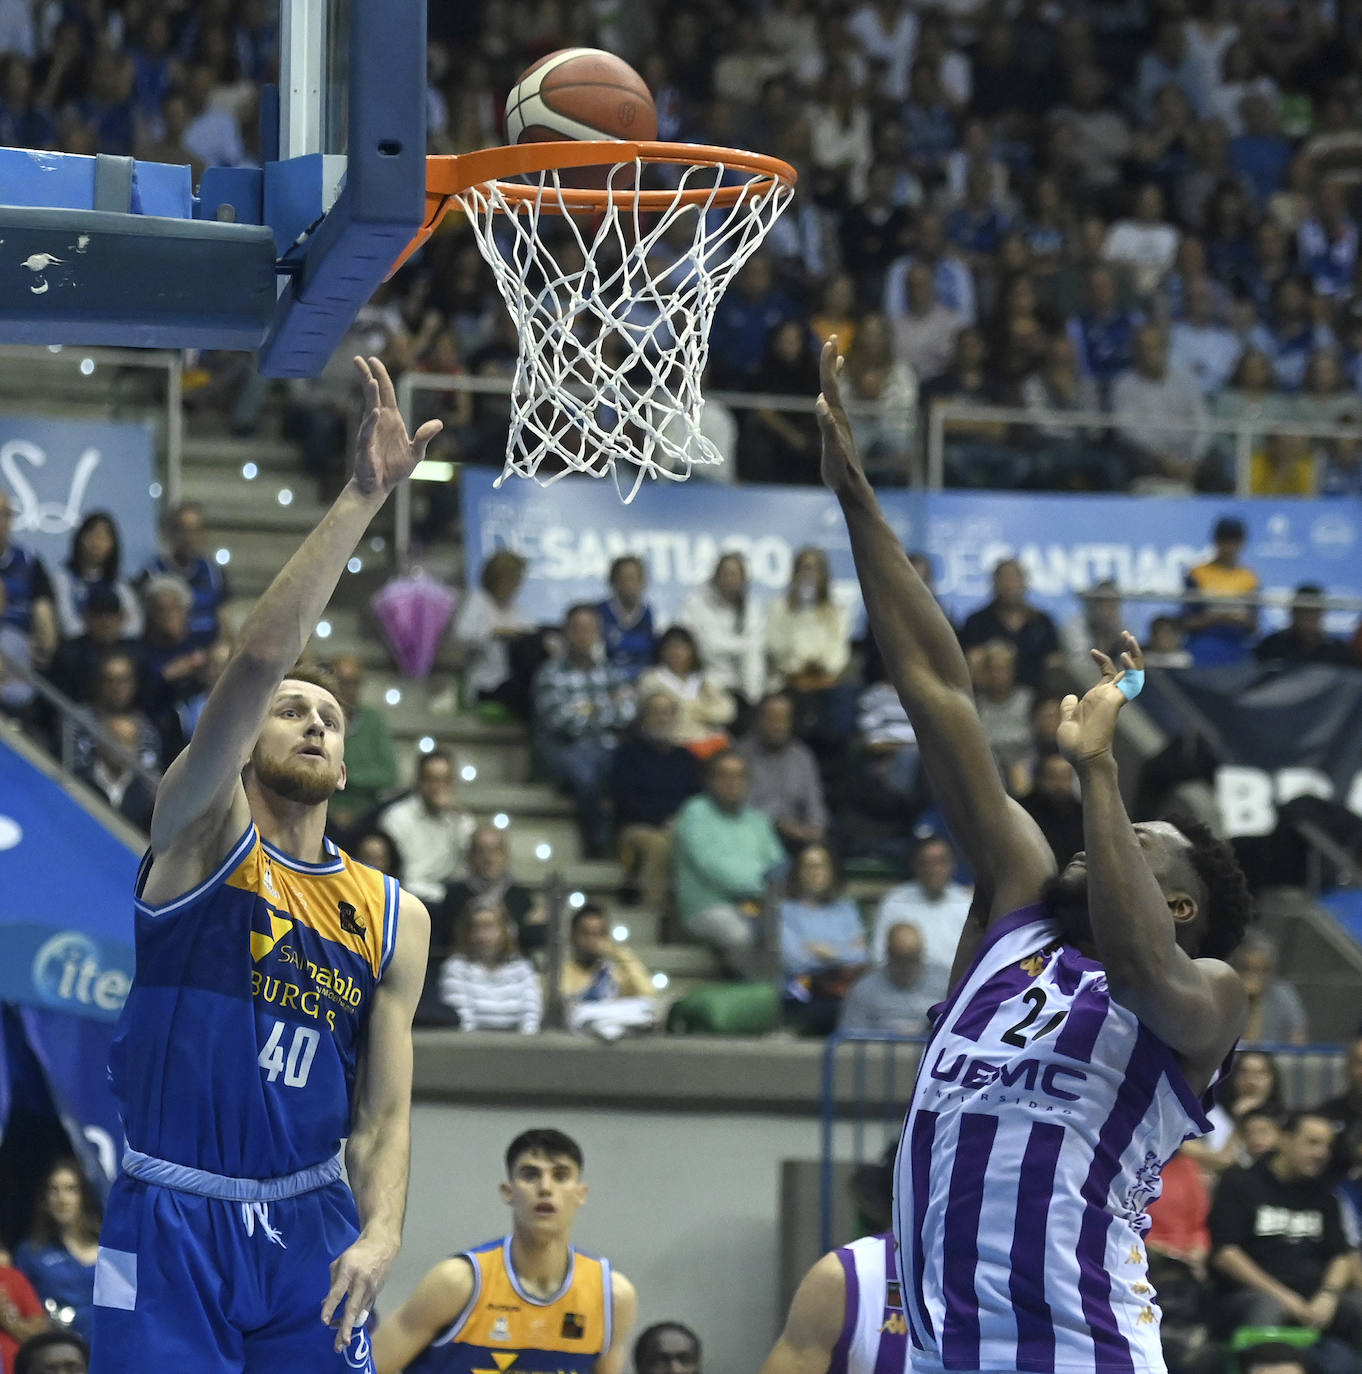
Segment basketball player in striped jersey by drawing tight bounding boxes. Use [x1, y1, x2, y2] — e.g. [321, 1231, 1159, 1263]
[372, 1129, 637, 1374]
[90, 358, 441, 1374]
[760, 1233, 907, 1374]
[816, 336, 1253, 1374]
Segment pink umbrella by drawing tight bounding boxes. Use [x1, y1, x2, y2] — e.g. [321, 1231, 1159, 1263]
[370, 573, 457, 679]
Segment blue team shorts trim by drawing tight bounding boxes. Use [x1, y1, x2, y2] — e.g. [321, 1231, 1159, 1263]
[121, 1147, 343, 1202]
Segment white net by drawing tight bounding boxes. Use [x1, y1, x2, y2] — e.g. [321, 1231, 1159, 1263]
[457, 152, 795, 503]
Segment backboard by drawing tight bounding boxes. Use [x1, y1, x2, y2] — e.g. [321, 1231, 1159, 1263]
[0, 0, 426, 377]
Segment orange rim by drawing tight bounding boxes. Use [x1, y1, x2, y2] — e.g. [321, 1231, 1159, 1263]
[389, 140, 797, 277]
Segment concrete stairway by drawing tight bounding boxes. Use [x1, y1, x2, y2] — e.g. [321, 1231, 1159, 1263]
[178, 425, 730, 995]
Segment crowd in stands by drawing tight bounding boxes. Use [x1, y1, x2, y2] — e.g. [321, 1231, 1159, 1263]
[6, 482, 1362, 1042]
[7, 0, 1362, 490]
[10, 1, 1362, 1367]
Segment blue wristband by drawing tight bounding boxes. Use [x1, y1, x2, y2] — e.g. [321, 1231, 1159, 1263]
[1117, 668, 1145, 701]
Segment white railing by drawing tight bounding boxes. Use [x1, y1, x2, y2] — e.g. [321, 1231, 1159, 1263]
[0, 344, 185, 504]
[390, 371, 1362, 566]
[393, 369, 908, 566]
[926, 400, 1362, 496]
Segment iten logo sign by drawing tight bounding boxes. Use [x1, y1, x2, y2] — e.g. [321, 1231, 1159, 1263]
[32, 932, 130, 1014]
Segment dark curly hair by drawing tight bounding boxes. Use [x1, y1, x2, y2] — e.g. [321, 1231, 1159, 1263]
[1163, 812, 1254, 960]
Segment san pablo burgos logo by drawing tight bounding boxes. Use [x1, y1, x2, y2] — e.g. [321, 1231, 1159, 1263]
[32, 932, 130, 1014]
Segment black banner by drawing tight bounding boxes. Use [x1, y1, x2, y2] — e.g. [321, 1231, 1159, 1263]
[1143, 665, 1362, 838]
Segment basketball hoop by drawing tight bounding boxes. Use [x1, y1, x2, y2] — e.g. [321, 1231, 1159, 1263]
[396, 141, 797, 503]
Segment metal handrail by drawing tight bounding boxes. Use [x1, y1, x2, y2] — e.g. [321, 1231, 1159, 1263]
[392, 369, 914, 566]
[541, 870, 568, 1031]
[927, 398, 1362, 494]
[1077, 588, 1362, 611]
[0, 640, 162, 794]
[1292, 818, 1362, 889]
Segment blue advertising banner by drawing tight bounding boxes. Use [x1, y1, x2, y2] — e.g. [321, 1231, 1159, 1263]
[0, 743, 137, 1017]
[461, 470, 1362, 638]
[0, 742, 137, 1188]
[922, 493, 1362, 635]
[457, 467, 909, 631]
[0, 414, 158, 579]
[15, 1006, 123, 1189]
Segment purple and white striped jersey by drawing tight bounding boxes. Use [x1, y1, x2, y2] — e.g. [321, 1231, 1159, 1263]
[828, 1234, 909, 1374]
[893, 905, 1221, 1374]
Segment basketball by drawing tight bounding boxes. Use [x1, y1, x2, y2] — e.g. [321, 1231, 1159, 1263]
[505, 47, 658, 145]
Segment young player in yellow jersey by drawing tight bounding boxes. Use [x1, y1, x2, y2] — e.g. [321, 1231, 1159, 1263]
[374, 1130, 637, 1374]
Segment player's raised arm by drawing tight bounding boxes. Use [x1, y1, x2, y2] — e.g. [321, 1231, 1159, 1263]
[1057, 633, 1248, 1085]
[372, 1255, 476, 1374]
[149, 358, 441, 860]
[816, 338, 1053, 921]
[758, 1251, 847, 1374]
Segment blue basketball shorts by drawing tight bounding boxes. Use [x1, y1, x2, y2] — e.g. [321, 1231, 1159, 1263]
[89, 1175, 374, 1373]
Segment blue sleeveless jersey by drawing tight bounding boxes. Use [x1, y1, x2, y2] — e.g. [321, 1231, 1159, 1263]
[108, 822, 399, 1177]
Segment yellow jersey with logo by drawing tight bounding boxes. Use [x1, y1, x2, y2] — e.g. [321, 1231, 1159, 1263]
[108, 822, 399, 1176]
[1184, 560, 1261, 664]
[414, 1237, 613, 1374]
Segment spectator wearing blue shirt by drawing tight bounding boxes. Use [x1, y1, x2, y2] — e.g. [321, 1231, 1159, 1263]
[1136, 20, 1210, 121]
[1183, 516, 1259, 667]
[128, 11, 178, 117]
[883, 212, 976, 326]
[181, 63, 245, 170]
[49, 511, 141, 642]
[534, 604, 636, 859]
[1239, 219, 1293, 314]
[1204, 180, 1257, 284]
[139, 502, 227, 650]
[1022, 174, 1071, 270]
[1158, 236, 1232, 324]
[780, 843, 868, 1035]
[1230, 91, 1292, 207]
[0, 490, 57, 669]
[596, 555, 656, 680]
[901, 59, 956, 180]
[1250, 276, 1336, 391]
[1066, 265, 1140, 390]
[137, 574, 205, 720]
[1297, 183, 1359, 299]
[0, 55, 57, 149]
[1169, 275, 1243, 396]
[1337, 299, 1362, 401]
[945, 164, 1011, 262]
[75, 49, 135, 156]
[708, 253, 800, 388]
[14, 1159, 100, 1344]
[1298, 348, 1362, 496]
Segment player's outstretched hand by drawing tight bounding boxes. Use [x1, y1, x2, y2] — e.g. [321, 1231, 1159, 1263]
[351, 355, 443, 498]
[1056, 631, 1144, 768]
[816, 336, 862, 495]
[322, 1228, 397, 1354]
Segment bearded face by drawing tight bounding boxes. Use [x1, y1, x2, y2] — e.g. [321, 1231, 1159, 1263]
[250, 745, 343, 806]
[247, 681, 347, 807]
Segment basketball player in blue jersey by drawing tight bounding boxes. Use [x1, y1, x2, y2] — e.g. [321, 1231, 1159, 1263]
[816, 336, 1254, 1374]
[371, 1129, 636, 1374]
[90, 357, 442, 1374]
